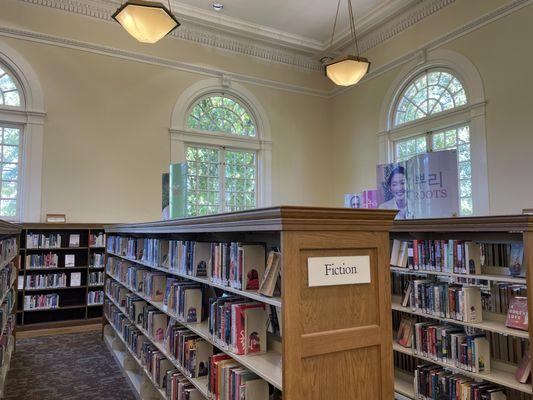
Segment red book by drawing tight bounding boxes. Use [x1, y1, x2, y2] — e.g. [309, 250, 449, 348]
[506, 297, 528, 331]
[516, 353, 531, 383]
[413, 240, 419, 270]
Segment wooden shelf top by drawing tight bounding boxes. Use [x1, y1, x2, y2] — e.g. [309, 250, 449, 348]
[105, 206, 398, 233]
[392, 214, 533, 233]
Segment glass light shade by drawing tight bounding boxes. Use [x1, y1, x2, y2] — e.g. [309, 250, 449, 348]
[113, 1, 180, 44]
[325, 56, 370, 86]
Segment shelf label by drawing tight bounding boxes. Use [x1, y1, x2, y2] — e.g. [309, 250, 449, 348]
[307, 255, 371, 287]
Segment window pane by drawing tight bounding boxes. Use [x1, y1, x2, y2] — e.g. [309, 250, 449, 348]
[225, 150, 256, 212]
[187, 95, 256, 137]
[185, 146, 220, 217]
[394, 70, 467, 126]
[431, 125, 472, 216]
[1, 181, 16, 199]
[0, 70, 21, 107]
[394, 135, 427, 162]
[0, 200, 16, 217]
[0, 124, 21, 218]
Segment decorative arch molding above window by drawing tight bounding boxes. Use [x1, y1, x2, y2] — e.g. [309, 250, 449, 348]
[0, 40, 45, 222]
[378, 49, 489, 216]
[170, 77, 272, 215]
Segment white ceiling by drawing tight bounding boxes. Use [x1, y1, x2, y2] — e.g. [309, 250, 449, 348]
[167, 0, 415, 51]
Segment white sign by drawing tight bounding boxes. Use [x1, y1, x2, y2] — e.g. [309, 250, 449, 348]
[307, 255, 371, 287]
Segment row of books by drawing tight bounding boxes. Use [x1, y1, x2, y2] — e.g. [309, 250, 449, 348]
[408, 320, 491, 373]
[88, 290, 104, 305]
[90, 253, 105, 268]
[89, 232, 105, 248]
[208, 353, 269, 400]
[484, 284, 527, 314]
[209, 296, 267, 355]
[107, 237, 281, 298]
[107, 260, 270, 355]
[26, 233, 62, 249]
[106, 300, 268, 400]
[487, 331, 529, 365]
[415, 364, 509, 399]
[88, 271, 104, 286]
[0, 264, 14, 300]
[390, 239, 525, 277]
[0, 291, 14, 334]
[24, 293, 59, 310]
[26, 253, 58, 269]
[0, 237, 16, 266]
[105, 304, 177, 394]
[25, 273, 67, 289]
[405, 279, 483, 323]
[0, 316, 14, 367]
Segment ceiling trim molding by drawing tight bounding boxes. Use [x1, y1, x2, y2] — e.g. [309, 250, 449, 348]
[17, 0, 323, 71]
[0, 24, 331, 97]
[14, 0, 458, 71]
[331, 0, 533, 97]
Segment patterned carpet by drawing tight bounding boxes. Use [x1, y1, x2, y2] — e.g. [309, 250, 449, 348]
[3, 331, 136, 400]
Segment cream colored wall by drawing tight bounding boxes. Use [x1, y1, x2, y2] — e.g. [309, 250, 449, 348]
[332, 0, 533, 215]
[0, 0, 333, 223]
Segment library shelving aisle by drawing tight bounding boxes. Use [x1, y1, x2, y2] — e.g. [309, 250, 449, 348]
[18, 224, 106, 329]
[103, 206, 398, 400]
[0, 219, 21, 397]
[390, 215, 533, 400]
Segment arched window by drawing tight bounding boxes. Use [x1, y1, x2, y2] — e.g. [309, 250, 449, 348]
[391, 68, 473, 215]
[187, 95, 256, 137]
[0, 65, 24, 219]
[0, 66, 22, 107]
[184, 93, 260, 216]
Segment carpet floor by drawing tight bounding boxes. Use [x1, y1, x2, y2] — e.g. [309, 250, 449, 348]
[3, 330, 136, 400]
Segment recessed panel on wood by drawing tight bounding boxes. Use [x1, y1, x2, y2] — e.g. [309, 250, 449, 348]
[301, 346, 381, 400]
[300, 248, 379, 334]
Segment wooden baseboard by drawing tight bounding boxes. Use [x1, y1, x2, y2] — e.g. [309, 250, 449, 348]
[17, 318, 102, 338]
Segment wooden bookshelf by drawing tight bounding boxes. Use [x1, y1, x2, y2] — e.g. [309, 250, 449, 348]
[390, 215, 533, 399]
[17, 223, 106, 328]
[103, 206, 398, 400]
[0, 219, 22, 398]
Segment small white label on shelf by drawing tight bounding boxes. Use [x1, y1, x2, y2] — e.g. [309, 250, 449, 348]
[307, 255, 371, 287]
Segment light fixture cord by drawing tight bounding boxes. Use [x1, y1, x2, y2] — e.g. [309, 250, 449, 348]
[347, 0, 360, 57]
[328, 0, 341, 50]
[168, 0, 173, 13]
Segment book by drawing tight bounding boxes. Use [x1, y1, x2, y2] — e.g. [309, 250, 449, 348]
[464, 241, 481, 274]
[65, 254, 75, 267]
[69, 234, 80, 247]
[509, 243, 525, 276]
[401, 281, 412, 307]
[516, 352, 531, 383]
[70, 272, 81, 287]
[506, 296, 528, 331]
[396, 316, 414, 348]
[241, 245, 266, 291]
[258, 251, 281, 297]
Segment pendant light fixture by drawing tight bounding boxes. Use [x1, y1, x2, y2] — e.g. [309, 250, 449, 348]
[112, 0, 180, 44]
[323, 0, 370, 86]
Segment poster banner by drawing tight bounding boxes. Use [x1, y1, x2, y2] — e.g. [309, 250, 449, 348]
[376, 150, 459, 219]
[169, 163, 187, 219]
[407, 150, 459, 219]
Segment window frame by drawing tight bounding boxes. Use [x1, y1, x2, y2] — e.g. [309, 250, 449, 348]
[170, 78, 272, 215]
[0, 122, 24, 220]
[393, 122, 473, 215]
[378, 51, 489, 216]
[184, 143, 259, 215]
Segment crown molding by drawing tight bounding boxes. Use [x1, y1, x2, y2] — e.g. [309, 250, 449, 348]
[15, 0, 457, 71]
[0, 24, 331, 97]
[331, 0, 533, 97]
